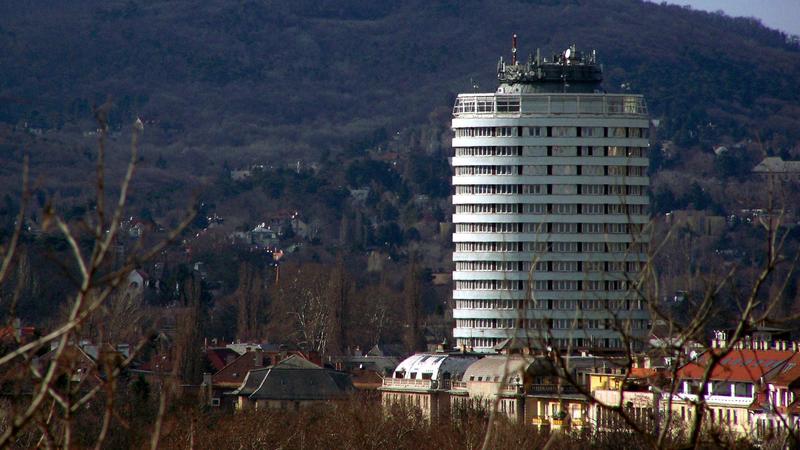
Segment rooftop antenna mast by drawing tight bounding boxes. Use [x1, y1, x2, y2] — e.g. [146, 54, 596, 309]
[511, 34, 518, 65]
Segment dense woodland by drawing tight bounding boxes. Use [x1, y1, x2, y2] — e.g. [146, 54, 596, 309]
[1, 0, 800, 355]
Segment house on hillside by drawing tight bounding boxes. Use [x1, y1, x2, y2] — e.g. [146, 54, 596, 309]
[334, 344, 402, 377]
[668, 336, 800, 436]
[223, 342, 321, 365]
[206, 346, 323, 407]
[753, 156, 800, 182]
[250, 223, 280, 248]
[520, 353, 623, 431]
[349, 187, 370, 204]
[749, 349, 800, 439]
[448, 355, 538, 425]
[209, 349, 271, 407]
[329, 344, 403, 391]
[230, 356, 353, 410]
[380, 351, 481, 421]
[127, 269, 149, 291]
[230, 169, 252, 181]
[588, 367, 663, 432]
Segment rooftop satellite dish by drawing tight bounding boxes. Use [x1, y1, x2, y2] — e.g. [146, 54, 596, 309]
[564, 48, 571, 59]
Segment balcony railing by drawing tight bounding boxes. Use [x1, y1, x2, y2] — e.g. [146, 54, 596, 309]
[383, 378, 452, 390]
[381, 378, 436, 390]
[527, 384, 580, 395]
[500, 384, 524, 394]
[531, 417, 550, 426]
[450, 381, 468, 390]
[532, 416, 584, 428]
[382, 378, 585, 395]
[453, 93, 647, 118]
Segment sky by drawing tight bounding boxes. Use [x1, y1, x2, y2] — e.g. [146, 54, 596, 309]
[655, 0, 800, 36]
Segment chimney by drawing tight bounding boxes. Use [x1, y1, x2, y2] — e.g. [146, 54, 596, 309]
[12, 318, 21, 340]
[254, 349, 264, 367]
[202, 372, 213, 406]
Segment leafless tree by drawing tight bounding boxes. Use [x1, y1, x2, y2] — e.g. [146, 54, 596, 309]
[0, 112, 195, 448]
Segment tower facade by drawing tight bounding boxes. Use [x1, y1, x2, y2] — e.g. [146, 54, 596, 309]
[451, 44, 650, 353]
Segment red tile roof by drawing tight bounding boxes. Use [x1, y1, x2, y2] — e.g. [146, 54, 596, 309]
[205, 347, 238, 372]
[630, 367, 658, 379]
[212, 351, 270, 388]
[0, 326, 36, 343]
[213, 350, 321, 388]
[678, 349, 796, 382]
[763, 352, 800, 387]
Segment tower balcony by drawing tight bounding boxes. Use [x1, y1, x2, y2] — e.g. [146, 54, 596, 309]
[453, 93, 647, 118]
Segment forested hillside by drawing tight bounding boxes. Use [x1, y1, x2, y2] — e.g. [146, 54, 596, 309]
[1, 0, 800, 347]
[2, 0, 799, 151]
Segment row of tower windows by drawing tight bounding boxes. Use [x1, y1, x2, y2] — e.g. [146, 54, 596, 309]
[456, 184, 541, 194]
[455, 146, 646, 158]
[455, 318, 649, 330]
[457, 338, 500, 350]
[454, 203, 647, 215]
[530, 299, 644, 310]
[454, 261, 644, 272]
[453, 126, 648, 139]
[454, 279, 632, 291]
[456, 146, 522, 156]
[454, 222, 644, 234]
[456, 338, 628, 350]
[454, 242, 648, 253]
[455, 184, 646, 196]
[453, 165, 646, 177]
[455, 299, 645, 311]
[458, 318, 517, 329]
[456, 299, 524, 309]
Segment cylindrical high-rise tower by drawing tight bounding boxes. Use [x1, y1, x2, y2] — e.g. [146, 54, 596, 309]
[451, 44, 650, 353]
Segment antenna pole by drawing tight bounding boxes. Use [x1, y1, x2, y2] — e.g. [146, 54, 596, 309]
[511, 34, 518, 65]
